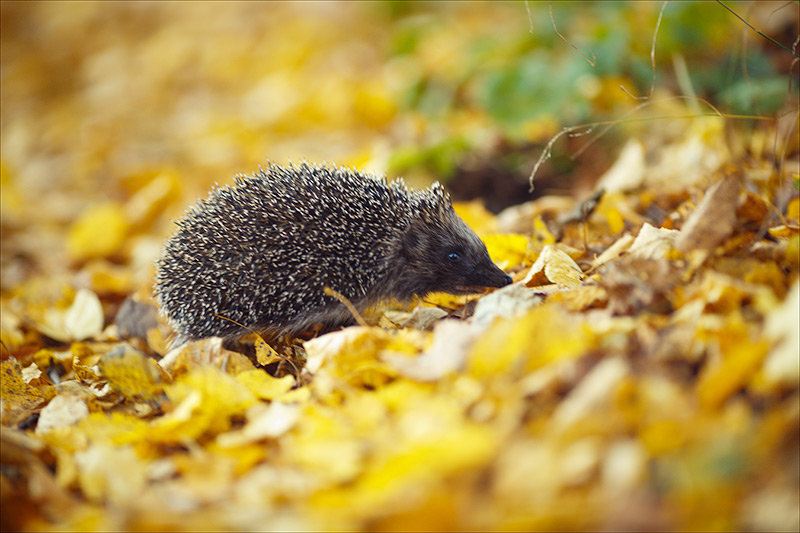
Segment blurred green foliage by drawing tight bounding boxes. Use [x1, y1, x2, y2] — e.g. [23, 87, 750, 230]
[383, 1, 797, 180]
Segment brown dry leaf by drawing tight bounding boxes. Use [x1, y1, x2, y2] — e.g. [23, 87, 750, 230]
[599, 257, 678, 315]
[676, 175, 741, 253]
[72, 353, 101, 383]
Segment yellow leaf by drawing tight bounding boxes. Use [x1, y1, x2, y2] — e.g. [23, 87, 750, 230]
[97, 345, 164, 401]
[151, 365, 256, 442]
[452, 200, 497, 234]
[304, 327, 397, 389]
[528, 216, 556, 257]
[469, 306, 593, 377]
[236, 370, 295, 400]
[350, 423, 497, 507]
[482, 233, 529, 269]
[523, 244, 583, 287]
[285, 404, 365, 484]
[787, 197, 799, 223]
[1, 358, 46, 426]
[352, 82, 397, 128]
[697, 337, 770, 410]
[255, 336, 283, 366]
[67, 202, 129, 261]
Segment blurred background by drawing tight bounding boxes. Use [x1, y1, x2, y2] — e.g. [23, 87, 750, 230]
[1, 1, 797, 293]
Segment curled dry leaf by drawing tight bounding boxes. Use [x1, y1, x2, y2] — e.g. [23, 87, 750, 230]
[523, 244, 584, 287]
[37, 289, 104, 343]
[627, 223, 680, 260]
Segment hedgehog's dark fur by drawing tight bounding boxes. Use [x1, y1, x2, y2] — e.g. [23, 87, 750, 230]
[154, 162, 512, 344]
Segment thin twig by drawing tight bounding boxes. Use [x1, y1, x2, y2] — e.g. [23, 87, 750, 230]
[549, 2, 596, 66]
[716, 0, 800, 58]
[620, 0, 668, 100]
[524, 0, 534, 34]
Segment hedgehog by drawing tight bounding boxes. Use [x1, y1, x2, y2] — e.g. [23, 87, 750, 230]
[154, 161, 512, 345]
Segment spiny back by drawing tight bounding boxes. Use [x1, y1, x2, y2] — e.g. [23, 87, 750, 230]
[155, 162, 511, 343]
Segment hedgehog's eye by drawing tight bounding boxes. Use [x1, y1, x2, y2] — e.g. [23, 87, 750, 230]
[447, 252, 460, 262]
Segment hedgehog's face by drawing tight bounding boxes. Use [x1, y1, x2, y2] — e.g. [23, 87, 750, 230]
[401, 212, 512, 297]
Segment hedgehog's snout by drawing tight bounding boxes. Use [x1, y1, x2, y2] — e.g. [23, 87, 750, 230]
[471, 259, 512, 289]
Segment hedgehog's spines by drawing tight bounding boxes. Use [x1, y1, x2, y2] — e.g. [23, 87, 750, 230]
[154, 161, 511, 344]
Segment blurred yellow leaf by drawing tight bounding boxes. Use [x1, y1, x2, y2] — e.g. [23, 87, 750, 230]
[67, 202, 130, 261]
[482, 233, 529, 269]
[36, 394, 89, 435]
[236, 370, 295, 401]
[469, 306, 593, 377]
[304, 327, 398, 389]
[151, 365, 256, 442]
[453, 200, 497, 234]
[97, 345, 164, 401]
[697, 335, 770, 410]
[528, 215, 556, 257]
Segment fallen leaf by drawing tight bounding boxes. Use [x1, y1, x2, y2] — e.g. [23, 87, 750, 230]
[1, 358, 47, 426]
[627, 223, 680, 260]
[470, 283, 543, 329]
[36, 394, 89, 435]
[216, 401, 300, 447]
[67, 202, 130, 261]
[523, 244, 584, 287]
[383, 320, 473, 381]
[97, 345, 164, 401]
[676, 175, 740, 253]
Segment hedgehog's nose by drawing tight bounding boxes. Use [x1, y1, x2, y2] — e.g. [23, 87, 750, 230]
[500, 273, 513, 286]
